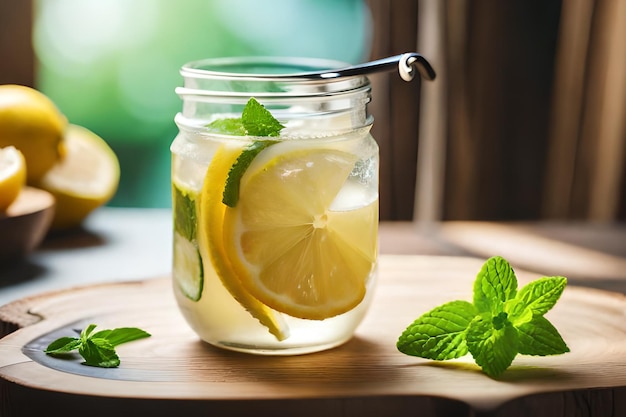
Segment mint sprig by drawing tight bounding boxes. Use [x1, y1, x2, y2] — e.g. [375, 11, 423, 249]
[206, 97, 285, 137]
[241, 97, 284, 136]
[397, 256, 569, 378]
[45, 324, 151, 368]
[206, 97, 285, 207]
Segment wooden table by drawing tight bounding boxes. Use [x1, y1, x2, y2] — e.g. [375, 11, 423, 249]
[1, 208, 625, 416]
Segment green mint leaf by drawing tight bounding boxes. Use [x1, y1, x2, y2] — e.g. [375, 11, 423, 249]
[506, 276, 567, 325]
[45, 337, 81, 355]
[173, 185, 197, 241]
[222, 140, 277, 207]
[242, 97, 285, 136]
[44, 324, 150, 368]
[92, 327, 151, 347]
[79, 338, 120, 368]
[473, 256, 518, 315]
[517, 316, 570, 356]
[206, 118, 246, 135]
[397, 300, 477, 360]
[466, 315, 519, 378]
[80, 324, 98, 342]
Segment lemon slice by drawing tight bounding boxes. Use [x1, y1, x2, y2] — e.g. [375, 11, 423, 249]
[222, 142, 378, 320]
[198, 144, 289, 341]
[0, 146, 27, 211]
[38, 124, 120, 229]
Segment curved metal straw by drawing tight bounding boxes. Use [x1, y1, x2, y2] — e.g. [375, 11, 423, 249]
[292, 52, 436, 82]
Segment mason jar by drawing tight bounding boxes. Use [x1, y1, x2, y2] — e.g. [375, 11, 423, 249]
[170, 57, 379, 355]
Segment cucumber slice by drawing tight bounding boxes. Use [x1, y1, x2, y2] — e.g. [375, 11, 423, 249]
[173, 231, 204, 301]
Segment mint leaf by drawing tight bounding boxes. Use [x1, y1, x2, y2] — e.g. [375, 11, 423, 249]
[44, 337, 81, 355]
[517, 316, 569, 356]
[506, 276, 567, 325]
[45, 324, 150, 368]
[397, 300, 477, 360]
[206, 118, 246, 135]
[223, 140, 277, 207]
[173, 185, 197, 241]
[80, 323, 98, 341]
[80, 338, 120, 368]
[242, 97, 285, 136]
[473, 256, 517, 315]
[466, 315, 519, 378]
[91, 327, 151, 347]
[205, 98, 284, 137]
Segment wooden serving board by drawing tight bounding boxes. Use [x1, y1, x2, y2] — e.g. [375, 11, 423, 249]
[1, 255, 625, 417]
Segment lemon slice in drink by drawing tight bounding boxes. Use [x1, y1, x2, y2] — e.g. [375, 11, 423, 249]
[0, 146, 27, 211]
[198, 144, 289, 341]
[222, 142, 378, 320]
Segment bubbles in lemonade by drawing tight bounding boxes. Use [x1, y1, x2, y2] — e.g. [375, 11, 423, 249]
[171, 128, 378, 355]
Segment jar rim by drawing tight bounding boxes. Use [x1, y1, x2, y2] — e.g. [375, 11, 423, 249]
[178, 56, 371, 99]
[181, 56, 364, 80]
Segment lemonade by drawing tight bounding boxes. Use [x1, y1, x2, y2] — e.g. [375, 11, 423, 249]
[171, 58, 379, 354]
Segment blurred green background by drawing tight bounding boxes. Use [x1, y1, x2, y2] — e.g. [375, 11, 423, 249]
[33, 0, 372, 208]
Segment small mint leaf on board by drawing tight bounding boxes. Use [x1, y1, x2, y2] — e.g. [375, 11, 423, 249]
[92, 327, 152, 347]
[397, 300, 477, 360]
[517, 316, 570, 356]
[80, 323, 98, 341]
[242, 97, 285, 137]
[45, 324, 150, 368]
[80, 338, 120, 368]
[466, 315, 519, 378]
[473, 256, 518, 316]
[44, 337, 81, 355]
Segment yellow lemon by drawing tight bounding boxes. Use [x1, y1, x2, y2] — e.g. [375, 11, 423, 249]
[38, 124, 119, 230]
[222, 141, 378, 320]
[0, 146, 27, 211]
[0, 84, 67, 183]
[198, 144, 289, 341]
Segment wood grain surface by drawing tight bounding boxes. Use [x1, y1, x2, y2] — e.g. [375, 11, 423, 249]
[1, 255, 625, 417]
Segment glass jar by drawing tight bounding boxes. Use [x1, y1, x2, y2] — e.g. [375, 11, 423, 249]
[170, 57, 379, 355]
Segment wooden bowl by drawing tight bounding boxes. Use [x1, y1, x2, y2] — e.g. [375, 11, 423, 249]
[0, 187, 55, 264]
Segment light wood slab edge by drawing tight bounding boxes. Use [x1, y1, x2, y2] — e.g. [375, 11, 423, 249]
[439, 221, 626, 281]
[1, 255, 625, 415]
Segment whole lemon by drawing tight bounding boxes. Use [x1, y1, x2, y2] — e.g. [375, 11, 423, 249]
[0, 84, 67, 183]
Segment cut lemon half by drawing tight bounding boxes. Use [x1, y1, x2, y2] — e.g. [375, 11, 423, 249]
[38, 124, 119, 230]
[0, 146, 27, 211]
[222, 142, 378, 320]
[198, 144, 289, 341]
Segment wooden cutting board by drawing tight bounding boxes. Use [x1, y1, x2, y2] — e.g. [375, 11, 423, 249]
[1, 255, 625, 417]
